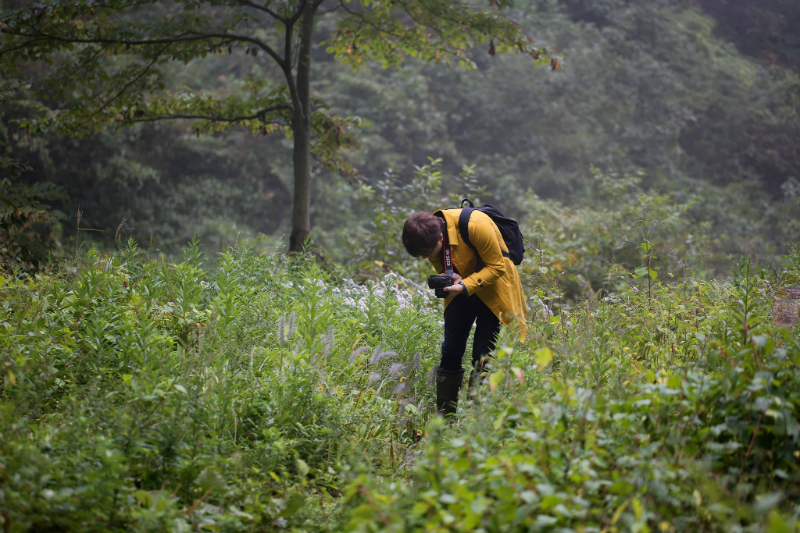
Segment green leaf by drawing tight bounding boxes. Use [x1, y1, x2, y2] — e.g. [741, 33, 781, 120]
[296, 457, 310, 477]
[133, 490, 152, 507]
[767, 510, 793, 533]
[534, 347, 553, 369]
[453, 458, 471, 472]
[195, 467, 226, 494]
[278, 493, 306, 518]
[489, 371, 504, 392]
[667, 375, 681, 389]
[541, 494, 561, 512]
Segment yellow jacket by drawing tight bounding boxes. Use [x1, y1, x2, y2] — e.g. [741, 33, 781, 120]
[428, 208, 528, 339]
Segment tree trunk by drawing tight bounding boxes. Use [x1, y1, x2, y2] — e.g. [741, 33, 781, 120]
[288, 4, 316, 253]
[289, 115, 312, 252]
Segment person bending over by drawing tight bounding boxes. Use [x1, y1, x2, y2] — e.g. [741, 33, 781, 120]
[402, 208, 527, 417]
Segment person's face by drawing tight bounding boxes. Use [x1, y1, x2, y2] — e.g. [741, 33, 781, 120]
[425, 234, 444, 259]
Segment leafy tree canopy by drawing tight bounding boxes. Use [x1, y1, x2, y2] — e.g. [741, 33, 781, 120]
[1, 0, 557, 249]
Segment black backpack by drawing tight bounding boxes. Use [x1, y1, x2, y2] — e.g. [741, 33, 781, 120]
[458, 199, 525, 267]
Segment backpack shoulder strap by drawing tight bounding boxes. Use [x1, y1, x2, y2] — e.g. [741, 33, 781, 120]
[458, 207, 476, 252]
[459, 207, 485, 270]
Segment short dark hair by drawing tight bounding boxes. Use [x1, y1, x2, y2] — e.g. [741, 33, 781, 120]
[402, 212, 443, 257]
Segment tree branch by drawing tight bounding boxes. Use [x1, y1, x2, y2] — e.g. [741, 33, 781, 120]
[90, 43, 170, 121]
[280, 1, 308, 116]
[336, 0, 404, 40]
[287, 0, 310, 26]
[119, 104, 293, 124]
[0, 37, 51, 55]
[317, 3, 342, 16]
[0, 29, 286, 69]
[284, 2, 296, 67]
[43, 44, 112, 95]
[237, 0, 287, 23]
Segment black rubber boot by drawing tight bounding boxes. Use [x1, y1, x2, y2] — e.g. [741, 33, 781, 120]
[436, 367, 465, 418]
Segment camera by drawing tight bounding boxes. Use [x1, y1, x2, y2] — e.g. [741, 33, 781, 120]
[427, 274, 454, 298]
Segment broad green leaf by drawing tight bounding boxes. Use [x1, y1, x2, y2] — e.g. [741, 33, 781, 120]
[489, 371, 504, 392]
[535, 347, 553, 369]
[279, 493, 306, 518]
[195, 467, 226, 493]
[296, 457, 310, 477]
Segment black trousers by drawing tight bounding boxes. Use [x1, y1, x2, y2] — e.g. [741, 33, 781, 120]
[440, 293, 501, 372]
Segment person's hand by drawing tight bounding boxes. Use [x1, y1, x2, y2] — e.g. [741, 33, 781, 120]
[442, 273, 464, 296]
[436, 272, 462, 281]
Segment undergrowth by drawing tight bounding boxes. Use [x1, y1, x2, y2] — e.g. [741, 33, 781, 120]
[1, 239, 799, 532]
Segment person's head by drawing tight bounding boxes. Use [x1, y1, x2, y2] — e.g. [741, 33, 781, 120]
[402, 212, 444, 258]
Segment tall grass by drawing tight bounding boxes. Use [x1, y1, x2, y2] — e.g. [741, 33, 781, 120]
[1, 239, 799, 532]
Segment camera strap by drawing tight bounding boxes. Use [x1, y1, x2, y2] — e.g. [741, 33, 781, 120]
[441, 224, 454, 277]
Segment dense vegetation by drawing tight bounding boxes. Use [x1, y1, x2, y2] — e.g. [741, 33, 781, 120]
[2, 0, 800, 531]
[1, 233, 799, 531]
[2, 0, 800, 267]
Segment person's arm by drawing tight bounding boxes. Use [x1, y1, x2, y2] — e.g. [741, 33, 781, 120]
[460, 212, 507, 295]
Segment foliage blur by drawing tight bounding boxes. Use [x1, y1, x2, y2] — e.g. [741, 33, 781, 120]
[2, 241, 799, 531]
[2, 0, 799, 271]
[0, 156, 64, 270]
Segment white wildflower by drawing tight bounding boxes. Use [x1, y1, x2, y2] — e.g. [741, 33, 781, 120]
[370, 345, 384, 365]
[380, 350, 398, 361]
[389, 363, 405, 378]
[277, 314, 286, 345]
[322, 325, 334, 356]
[350, 345, 368, 362]
[426, 366, 438, 387]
